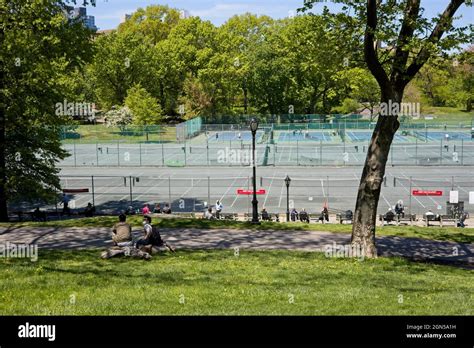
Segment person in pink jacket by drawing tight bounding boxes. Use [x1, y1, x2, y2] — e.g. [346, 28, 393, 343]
[142, 204, 151, 215]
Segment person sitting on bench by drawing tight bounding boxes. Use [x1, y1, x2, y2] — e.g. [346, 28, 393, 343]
[162, 204, 172, 214]
[153, 203, 162, 213]
[424, 210, 440, 221]
[384, 209, 395, 223]
[299, 209, 309, 223]
[319, 207, 329, 223]
[112, 214, 132, 246]
[142, 204, 151, 215]
[125, 205, 135, 215]
[84, 203, 95, 217]
[32, 207, 47, 222]
[204, 208, 215, 220]
[290, 208, 298, 222]
[261, 208, 270, 221]
[394, 200, 405, 218]
[458, 211, 469, 228]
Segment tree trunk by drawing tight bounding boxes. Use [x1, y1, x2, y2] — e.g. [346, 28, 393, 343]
[351, 93, 400, 257]
[0, 27, 7, 221]
[0, 120, 7, 221]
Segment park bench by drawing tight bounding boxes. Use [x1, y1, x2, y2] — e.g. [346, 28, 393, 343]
[308, 213, 325, 223]
[379, 213, 417, 226]
[422, 214, 457, 227]
[243, 213, 253, 221]
[379, 214, 396, 226]
[10, 210, 52, 222]
[438, 215, 458, 227]
[221, 213, 238, 220]
[244, 212, 279, 222]
[336, 211, 353, 224]
[421, 214, 439, 227]
[395, 214, 416, 226]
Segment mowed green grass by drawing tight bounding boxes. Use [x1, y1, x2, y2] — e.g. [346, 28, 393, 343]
[416, 106, 474, 124]
[2, 216, 473, 243]
[62, 125, 177, 144]
[0, 249, 472, 315]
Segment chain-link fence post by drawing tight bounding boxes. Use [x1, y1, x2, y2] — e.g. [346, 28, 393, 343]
[74, 141, 77, 167]
[117, 140, 120, 166]
[320, 139, 322, 166]
[415, 137, 418, 165]
[91, 175, 95, 207]
[184, 140, 187, 166]
[129, 176, 133, 206]
[273, 144, 276, 166]
[440, 139, 443, 165]
[327, 175, 330, 209]
[139, 143, 142, 166]
[208, 176, 210, 208]
[161, 143, 164, 166]
[168, 176, 172, 207]
[409, 176, 412, 222]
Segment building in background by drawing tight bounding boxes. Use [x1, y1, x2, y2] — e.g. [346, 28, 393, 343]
[121, 14, 132, 23]
[120, 10, 191, 23]
[180, 10, 191, 19]
[64, 6, 98, 31]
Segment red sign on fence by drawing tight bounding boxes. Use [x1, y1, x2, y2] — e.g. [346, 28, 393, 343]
[237, 189, 266, 195]
[63, 189, 89, 194]
[412, 190, 443, 196]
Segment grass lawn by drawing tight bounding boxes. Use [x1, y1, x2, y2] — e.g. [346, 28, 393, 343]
[0, 249, 472, 315]
[1, 216, 473, 244]
[62, 125, 177, 144]
[413, 106, 474, 124]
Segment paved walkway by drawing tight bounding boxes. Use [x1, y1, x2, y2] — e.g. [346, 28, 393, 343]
[0, 226, 472, 266]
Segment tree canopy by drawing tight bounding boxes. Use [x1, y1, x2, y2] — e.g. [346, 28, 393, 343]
[0, 0, 95, 220]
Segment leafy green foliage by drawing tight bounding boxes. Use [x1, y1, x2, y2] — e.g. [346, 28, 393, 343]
[0, 0, 94, 212]
[125, 84, 162, 125]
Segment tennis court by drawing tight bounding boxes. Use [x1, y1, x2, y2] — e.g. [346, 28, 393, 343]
[277, 131, 334, 142]
[346, 131, 410, 142]
[414, 131, 471, 141]
[55, 166, 474, 217]
[206, 130, 264, 142]
[60, 140, 474, 167]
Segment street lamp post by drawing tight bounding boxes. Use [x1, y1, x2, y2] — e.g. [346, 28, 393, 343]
[250, 118, 260, 224]
[285, 175, 291, 222]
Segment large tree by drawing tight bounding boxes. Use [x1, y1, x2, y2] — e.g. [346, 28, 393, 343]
[0, 0, 94, 221]
[125, 84, 163, 125]
[302, 0, 473, 257]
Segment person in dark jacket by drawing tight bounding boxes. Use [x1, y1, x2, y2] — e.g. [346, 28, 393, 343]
[261, 208, 270, 221]
[84, 203, 95, 217]
[319, 207, 329, 223]
[299, 209, 309, 223]
[290, 208, 298, 222]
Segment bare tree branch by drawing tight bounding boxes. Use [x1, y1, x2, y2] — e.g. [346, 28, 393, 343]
[364, 0, 391, 96]
[404, 0, 465, 83]
[391, 0, 421, 86]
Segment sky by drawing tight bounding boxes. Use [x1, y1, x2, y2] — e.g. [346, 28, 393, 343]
[83, 0, 473, 31]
